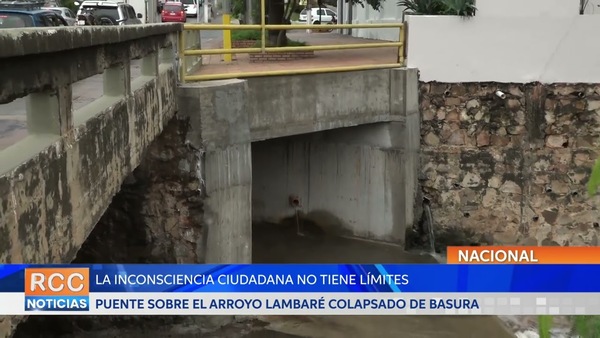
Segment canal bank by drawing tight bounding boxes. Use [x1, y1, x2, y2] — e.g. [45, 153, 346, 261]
[15, 222, 515, 338]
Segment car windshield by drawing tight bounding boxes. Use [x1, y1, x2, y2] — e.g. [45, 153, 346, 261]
[300, 9, 306, 15]
[0, 13, 34, 28]
[81, 5, 118, 19]
[180, 0, 194, 4]
[164, 4, 182, 11]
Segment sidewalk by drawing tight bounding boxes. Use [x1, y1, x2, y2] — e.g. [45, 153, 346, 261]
[194, 31, 400, 77]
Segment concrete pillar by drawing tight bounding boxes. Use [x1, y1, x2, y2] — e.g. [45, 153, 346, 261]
[141, 51, 159, 77]
[179, 79, 252, 263]
[25, 87, 72, 136]
[103, 62, 131, 97]
[394, 67, 421, 231]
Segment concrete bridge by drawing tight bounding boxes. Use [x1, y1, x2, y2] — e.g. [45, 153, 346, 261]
[0, 24, 426, 336]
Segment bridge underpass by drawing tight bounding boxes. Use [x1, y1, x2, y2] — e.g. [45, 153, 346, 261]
[1, 25, 514, 338]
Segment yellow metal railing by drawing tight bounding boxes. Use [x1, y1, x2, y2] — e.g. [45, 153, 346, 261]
[178, 0, 405, 82]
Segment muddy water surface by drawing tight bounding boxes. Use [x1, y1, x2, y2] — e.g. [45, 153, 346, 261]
[250, 222, 515, 338]
[16, 222, 517, 338]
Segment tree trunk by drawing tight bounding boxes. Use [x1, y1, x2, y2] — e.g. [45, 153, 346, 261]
[267, 0, 287, 46]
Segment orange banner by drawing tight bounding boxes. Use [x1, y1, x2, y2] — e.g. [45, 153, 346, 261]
[446, 246, 600, 264]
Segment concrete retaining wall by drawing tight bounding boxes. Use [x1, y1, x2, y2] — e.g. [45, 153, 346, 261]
[252, 123, 408, 242]
[247, 69, 412, 141]
[406, 9, 600, 83]
[178, 68, 420, 247]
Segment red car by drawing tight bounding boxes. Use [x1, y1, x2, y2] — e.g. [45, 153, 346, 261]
[161, 2, 185, 23]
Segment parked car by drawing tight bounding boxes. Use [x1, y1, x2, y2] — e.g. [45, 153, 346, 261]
[0, 1, 69, 28]
[161, 1, 185, 22]
[42, 6, 77, 25]
[180, 0, 197, 17]
[75, 1, 142, 25]
[298, 7, 336, 24]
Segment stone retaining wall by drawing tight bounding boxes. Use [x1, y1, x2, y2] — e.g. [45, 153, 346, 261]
[420, 82, 600, 247]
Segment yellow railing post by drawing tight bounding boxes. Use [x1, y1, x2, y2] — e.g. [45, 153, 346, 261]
[223, 14, 232, 62]
[398, 24, 405, 66]
[260, 0, 265, 52]
[179, 30, 186, 83]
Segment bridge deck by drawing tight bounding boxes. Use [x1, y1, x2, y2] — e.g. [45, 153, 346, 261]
[194, 32, 399, 77]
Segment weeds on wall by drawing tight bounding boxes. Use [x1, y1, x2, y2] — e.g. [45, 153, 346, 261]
[537, 315, 600, 338]
[397, 0, 476, 16]
[544, 169, 600, 337]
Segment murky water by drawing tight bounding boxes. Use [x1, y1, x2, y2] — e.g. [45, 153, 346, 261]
[250, 222, 514, 338]
[16, 222, 567, 338]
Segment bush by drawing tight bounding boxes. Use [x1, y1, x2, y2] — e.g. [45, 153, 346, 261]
[232, 29, 263, 41]
[397, 0, 476, 16]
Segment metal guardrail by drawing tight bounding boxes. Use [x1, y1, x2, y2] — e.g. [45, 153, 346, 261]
[178, 0, 405, 82]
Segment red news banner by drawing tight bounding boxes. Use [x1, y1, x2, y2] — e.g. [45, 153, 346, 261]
[447, 246, 600, 264]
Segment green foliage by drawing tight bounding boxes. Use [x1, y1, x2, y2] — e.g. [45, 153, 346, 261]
[572, 316, 600, 338]
[538, 316, 552, 338]
[231, 29, 263, 41]
[61, 0, 79, 13]
[346, 0, 385, 12]
[397, 0, 446, 15]
[397, 0, 476, 16]
[546, 158, 600, 337]
[232, 0, 245, 19]
[443, 0, 476, 15]
[588, 159, 600, 196]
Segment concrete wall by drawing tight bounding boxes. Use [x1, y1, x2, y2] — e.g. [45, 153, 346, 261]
[252, 123, 408, 243]
[420, 82, 600, 247]
[406, 13, 600, 83]
[247, 69, 410, 141]
[0, 25, 179, 337]
[178, 68, 420, 247]
[350, 3, 405, 41]
[476, 0, 580, 17]
[178, 80, 253, 264]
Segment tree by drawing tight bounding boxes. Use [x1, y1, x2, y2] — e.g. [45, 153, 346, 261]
[267, 0, 386, 46]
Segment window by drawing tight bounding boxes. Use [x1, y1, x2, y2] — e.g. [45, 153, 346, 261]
[164, 4, 183, 11]
[316, 9, 325, 16]
[66, 9, 75, 18]
[326, 9, 335, 16]
[82, 6, 119, 20]
[39, 14, 54, 26]
[126, 5, 136, 18]
[181, 0, 196, 4]
[0, 13, 33, 27]
[45, 13, 66, 25]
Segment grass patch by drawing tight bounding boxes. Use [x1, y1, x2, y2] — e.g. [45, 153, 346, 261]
[231, 29, 263, 41]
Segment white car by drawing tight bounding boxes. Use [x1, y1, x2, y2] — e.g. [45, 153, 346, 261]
[298, 7, 336, 24]
[75, 1, 143, 25]
[42, 7, 78, 26]
[180, 0, 198, 17]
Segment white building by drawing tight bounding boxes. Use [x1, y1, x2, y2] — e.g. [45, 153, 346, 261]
[345, 0, 600, 42]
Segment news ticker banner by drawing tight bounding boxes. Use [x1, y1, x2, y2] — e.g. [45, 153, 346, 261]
[2, 257, 600, 315]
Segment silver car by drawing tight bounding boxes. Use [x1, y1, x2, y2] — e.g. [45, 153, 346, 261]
[42, 7, 78, 26]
